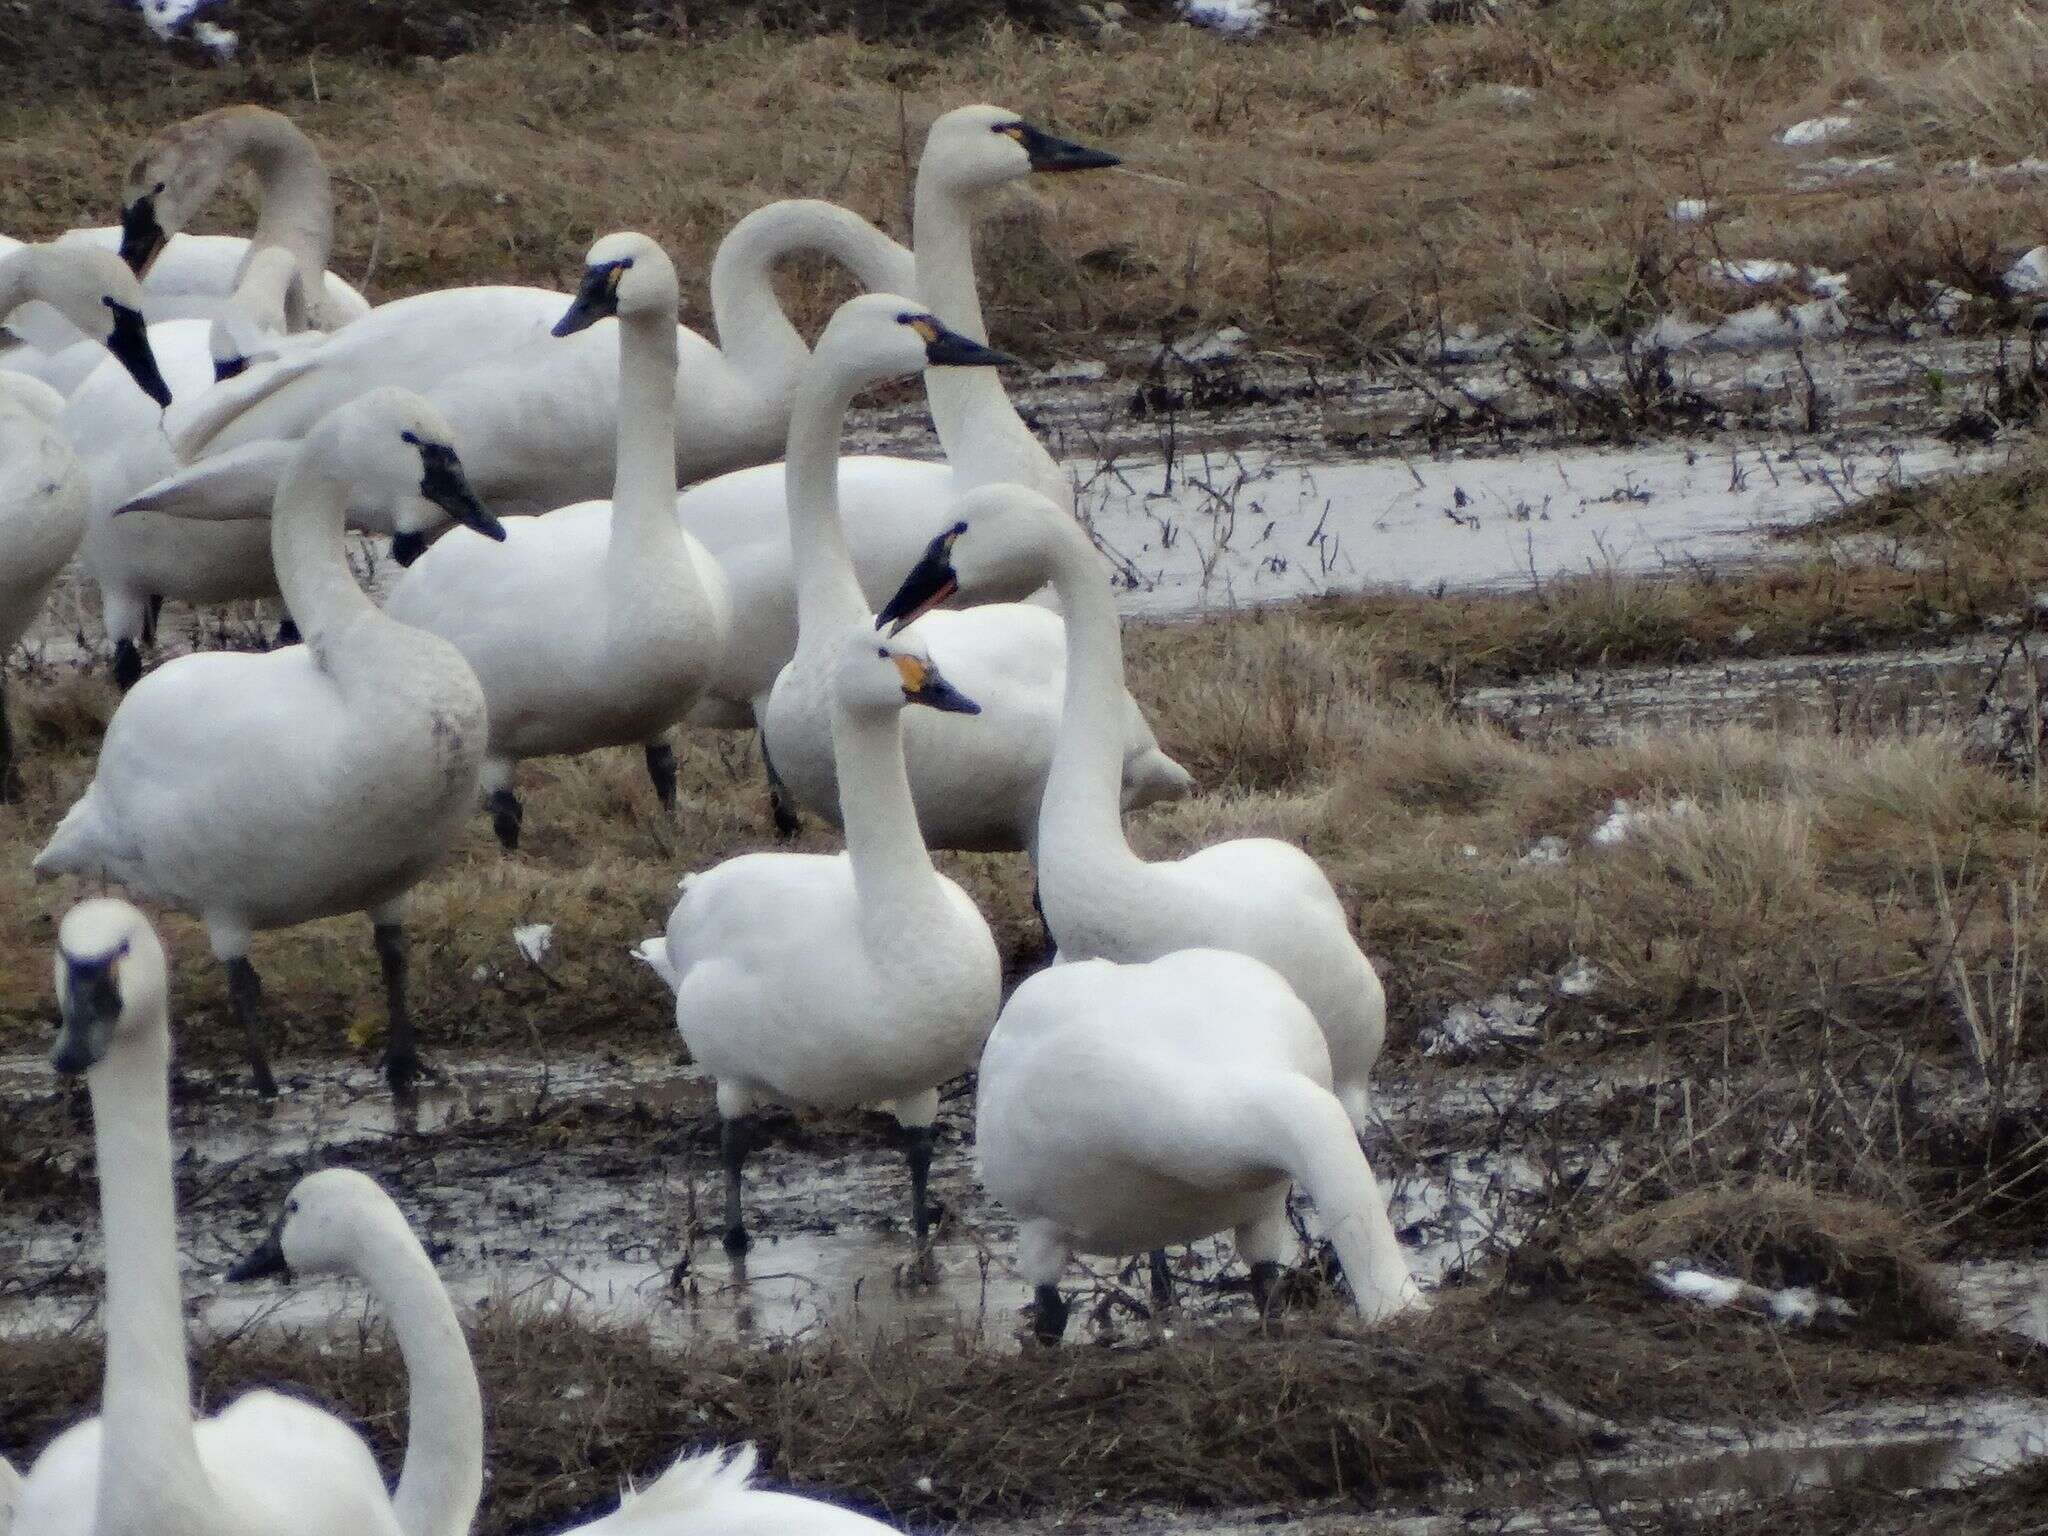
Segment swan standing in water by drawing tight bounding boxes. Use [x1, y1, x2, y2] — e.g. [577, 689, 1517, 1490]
[227, 1169, 914, 1535]
[878, 487, 1387, 1131]
[34, 390, 505, 1097]
[13, 900, 406, 1536]
[384, 233, 732, 846]
[975, 948, 1424, 1344]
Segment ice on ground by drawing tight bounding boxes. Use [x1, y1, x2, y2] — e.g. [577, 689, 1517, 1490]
[1555, 958, 1600, 997]
[1670, 198, 1712, 223]
[1792, 155, 1897, 188]
[512, 923, 555, 965]
[1589, 797, 1698, 847]
[1179, 0, 1269, 35]
[1778, 114, 1856, 149]
[1039, 359, 1108, 384]
[1419, 991, 1547, 1059]
[1706, 258, 1804, 287]
[1174, 325, 1252, 365]
[1520, 836, 1569, 866]
[2003, 245, 2048, 297]
[1650, 1261, 1857, 1327]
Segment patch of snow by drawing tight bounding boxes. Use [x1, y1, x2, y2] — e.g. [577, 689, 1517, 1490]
[2003, 245, 2048, 297]
[1650, 1261, 1857, 1327]
[1777, 114, 1856, 149]
[1555, 957, 1600, 997]
[1706, 258, 1803, 287]
[1179, 0, 1269, 35]
[512, 923, 555, 965]
[1173, 325, 1251, 365]
[1589, 796, 1698, 847]
[1039, 359, 1108, 384]
[1520, 836, 1569, 867]
[1407, 323, 1516, 363]
[1651, 1264, 1748, 1308]
[191, 19, 237, 57]
[1792, 154, 1897, 188]
[1419, 992, 1547, 1060]
[1670, 198, 1711, 224]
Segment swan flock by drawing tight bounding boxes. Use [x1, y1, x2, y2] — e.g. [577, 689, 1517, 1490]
[5, 99, 1423, 1535]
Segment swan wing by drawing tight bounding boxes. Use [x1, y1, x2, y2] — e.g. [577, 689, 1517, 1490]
[196, 1391, 404, 1536]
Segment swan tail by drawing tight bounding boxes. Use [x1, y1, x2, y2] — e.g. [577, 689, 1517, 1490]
[617, 1444, 757, 1515]
[631, 937, 679, 991]
[1259, 1075, 1425, 1324]
[33, 788, 124, 883]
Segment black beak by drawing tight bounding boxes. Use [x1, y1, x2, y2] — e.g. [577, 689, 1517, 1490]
[119, 195, 169, 277]
[227, 1216, 291, 1283]
[390, 531, 427, 566]
[52, 946, 127, 1077]
[909, 664, 980, 716]
[1017, 122, 1122, 175]
[104, 301, 172, 409]
[552, 261, 625, 338]
[920, 319, 1017, 370]
[213, 354, 250, 384]
[876, 522, 964, 636]
[416, 441, 505, 542]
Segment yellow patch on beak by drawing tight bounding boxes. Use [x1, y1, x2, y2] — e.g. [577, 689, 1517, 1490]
[998, 124, 1026, 143]
[908, 317, 940, 344]
[892, 653, 930, 694]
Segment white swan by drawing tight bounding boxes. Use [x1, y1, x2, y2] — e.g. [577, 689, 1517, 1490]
[383, 233, 732, 847]
[639, 619, 999, 1253]
[0, 244, 174, 737]
[34, 389, 504, 1097]
[65, 245, 311, 688]
[13, 899, 405, 1536]
[225, 1171, 481, 1536]
[878, 487, 1388, 1129]
[977, 948, 1422, 1344]
[0, 1453, 20, 1536]
[227, 1170, 910, 1536]
[158, 200, 916, 527]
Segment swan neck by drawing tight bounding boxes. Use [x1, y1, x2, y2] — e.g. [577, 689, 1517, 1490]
[273, 452, 379, 648]
[229, 113, 336, 313]
[710, 200, 915, 387]
[357, 1224, 483, 1536]
[614, 310, 681, 533]
[832, 701, 938, 914]
[0, 246, 61, 328]
[1041, 531, 1138, 856]
[91, 1004, 212, 1520]
[785, 370, 870, 637]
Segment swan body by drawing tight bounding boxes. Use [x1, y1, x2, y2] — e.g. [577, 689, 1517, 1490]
[15, 900, 404, 1536]
[977, 948, 1423, 1342]
[165, 200, 916, 517]
[229, 1173, 897, 1536]
[0, 1454, 20, 1535]
[35, 389, 505, 1095]
[384, 233, 733, 843]
[878, 487, 1387, 1128]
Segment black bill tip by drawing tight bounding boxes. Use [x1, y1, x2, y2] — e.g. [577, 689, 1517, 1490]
[553, 258, 629, 338]
[213, 354, 250, 384]
[52, 943, 127, 1077]
[226, 1222, 290, 1284]
[1013, 122, 1122, 175]
[405, 434, 506, 543]
[390, 531, 427, 566]
[876, 522, 965, 636]
[118, 195, 169, 277]
[104, 300, 172, 408]
[913, 671, 981, 716]
[910, 315, 1018, 370]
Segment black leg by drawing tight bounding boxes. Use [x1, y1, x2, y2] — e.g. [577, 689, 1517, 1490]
[1030, 880, 1056, 967]
[1150, 1248, 1174, 1310]
[391, 532, 426, 567]
[486, 788, 523, 851]
[112, 639, 142, 693]
[902, 1123, 937, 1247]
[144, 594, 163, 645]
[1249, 1259, 1283, 1316]
[761, 733, 800, 840]
[375, 924, 418, 1100]
[644, 739, 678, 815]
[274, 615, 300, 648]
[721, 1116, 754, 1255]
[1032, 1283, 1071, 1345]
[0, 673, 18, 806]
[225, 957, 278, 1098]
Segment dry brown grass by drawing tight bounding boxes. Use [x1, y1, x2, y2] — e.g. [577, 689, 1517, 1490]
[6, 0, 2048, 357]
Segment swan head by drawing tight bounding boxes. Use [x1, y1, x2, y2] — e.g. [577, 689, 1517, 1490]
[1, 244, 171, 408]
[876, 483, 1077, 633]
[836, 629, 980, 719]
[118, 105, 293, 276]
[321, 387, 508, 543]
[815, 292, 1017, 396]
[227, 1168, 397, 1284]
[50, 899, 168, 1077]
[553, 231, 679, 337]
[924, 105, 1121, 193]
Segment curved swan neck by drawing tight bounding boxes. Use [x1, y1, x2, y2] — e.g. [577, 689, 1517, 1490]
[90, 995, 213, 1525]
[833, 701, 940, 917]
[784, 369, 872, 638]
[1040, 526, 1141, 858]
[710, 200, 915, 389]
[351, 1217, 482, 1536]
[912, 177, 1066, 506]
[273, 436, 381, 652]
[220, 111, 336, 322]
[0, 247, 66, 325]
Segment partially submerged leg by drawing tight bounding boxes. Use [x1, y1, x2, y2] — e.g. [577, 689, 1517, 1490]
[481, 758, 522, 852]
[274, 613, 301, 648]
[1020, 1221, 1074, 1346]
[112, 639, 143, 692]
[373, 919, 419, 1100]
[1236, 1194, 1297, 1321]
[0, 672, 18, 805]
[890, 1087, 942, 1248]
[720, 1115, 755, 1255]
[644, 735, 679, 816]
[223, 951, 277, 1098]
[1149, 1248, 1174, 1310]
